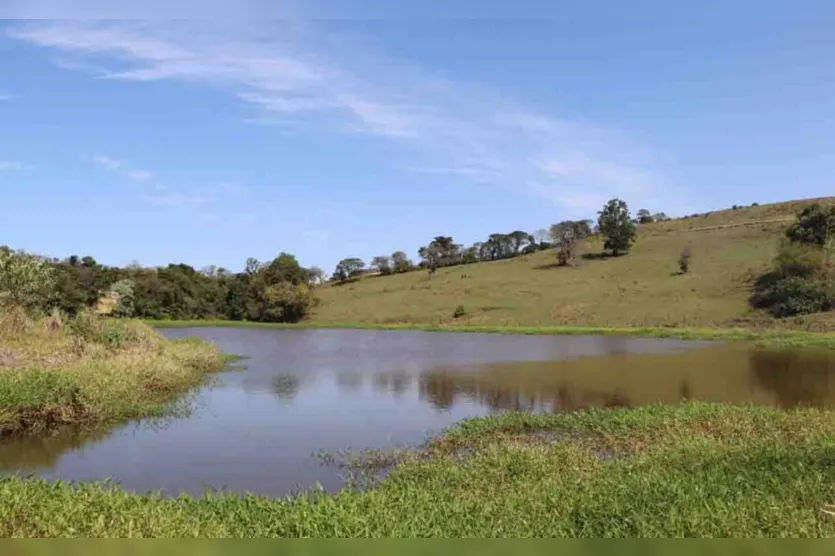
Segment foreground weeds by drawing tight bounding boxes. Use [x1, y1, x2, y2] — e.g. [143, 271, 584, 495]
[0, 308, 224, 436]
[3, 403, 835, 537]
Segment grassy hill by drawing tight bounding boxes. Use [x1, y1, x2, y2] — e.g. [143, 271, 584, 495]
[311, 197, 835, 331]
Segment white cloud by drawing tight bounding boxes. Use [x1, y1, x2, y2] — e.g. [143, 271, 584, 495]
[0, 160, 35, 170]
[127, 169, 153, 181]
[90, 154, 121, 170]
[0, 91, 15, 101]
[9, 20, 685, 215]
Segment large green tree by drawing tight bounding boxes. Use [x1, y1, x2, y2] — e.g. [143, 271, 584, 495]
[597, 198, 637, 256]
[333, 258, 365, 283]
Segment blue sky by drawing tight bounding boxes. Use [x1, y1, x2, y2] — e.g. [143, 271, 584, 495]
[2, 1, 835, 274]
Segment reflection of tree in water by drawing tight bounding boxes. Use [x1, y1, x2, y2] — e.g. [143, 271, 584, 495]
[335, 372, 363, 393]
[271, 374, 301, 402]
[679, 380, 692, 401]
[419, 373, 458, 411]
[749, 349, 835, 409]
[0, 425, 120, 471]
[389, 371, 411, 397]
[418, 369, 635, 413]
[371, 370, 412, 397]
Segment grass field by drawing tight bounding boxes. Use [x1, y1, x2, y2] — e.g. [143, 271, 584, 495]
[3, 402, 835, 537]
[309, 197, 835, 331]
[0, 309, 225, 436]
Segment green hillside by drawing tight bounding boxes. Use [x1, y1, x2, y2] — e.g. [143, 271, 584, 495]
[312, 197, 835, 330]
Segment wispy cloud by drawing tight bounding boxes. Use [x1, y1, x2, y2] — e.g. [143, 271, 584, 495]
[90, 154, 121, 170]
[0, 160, 35, 170]
[0, 91, 15, 101]
[127, 169, 153, 181]
[9, 20, 685, 216]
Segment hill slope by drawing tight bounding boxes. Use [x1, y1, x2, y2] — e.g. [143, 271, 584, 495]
[312, 198, 835, 330]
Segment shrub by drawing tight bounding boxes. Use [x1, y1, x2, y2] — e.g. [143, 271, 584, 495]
[0, 249, 56, 311]
[774, 240, 826, 279]
[754, 276, 832, 317]
[453, 305, 467, 319]
[678, 247, 692, 274]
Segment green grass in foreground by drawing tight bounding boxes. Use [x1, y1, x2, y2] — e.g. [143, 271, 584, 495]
[3, 402, 835, 537]
[149, 319, 835, 350]
[0, 309, 225, 436]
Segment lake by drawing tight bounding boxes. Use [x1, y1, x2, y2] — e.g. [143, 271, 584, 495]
[1, 327, 834, 497]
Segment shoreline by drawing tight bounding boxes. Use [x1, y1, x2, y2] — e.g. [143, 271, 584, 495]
[148, 319, 835, 349]
[3, 401, 835, 537]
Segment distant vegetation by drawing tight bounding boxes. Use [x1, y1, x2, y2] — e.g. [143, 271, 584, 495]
[313, 198, 835, 329]
[1, 197, 833, 328]
[0, 249, 319, 323]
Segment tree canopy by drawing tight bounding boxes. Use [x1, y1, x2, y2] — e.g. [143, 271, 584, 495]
[598, 198, 637, 256]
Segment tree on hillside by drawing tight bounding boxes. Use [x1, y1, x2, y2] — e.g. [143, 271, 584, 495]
[419, 236, 461, 271]
[652, 212, 669, 222]
[509, 231, 535, 255]
[371, 255, 393, 275]
[483, 233, 515, 260]
[785, 203, 835, 248]
[307, 266, 325, 286]
[598, 198, 637, 256]
[550, 221, 586, 266]
[245, 257, 261, 276]
[333, 258, 365, 283]
[462, 246, 479, 264]
[636, 209, 654, 224]
[391, 251, 414, 273]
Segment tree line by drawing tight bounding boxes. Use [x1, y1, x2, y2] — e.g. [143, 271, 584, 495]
[332, 197, 644, 281]
[0, 197, 658, 323]
[0, 248, 321, 323]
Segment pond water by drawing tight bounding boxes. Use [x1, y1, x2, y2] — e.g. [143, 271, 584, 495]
[1, 327, 835, 497]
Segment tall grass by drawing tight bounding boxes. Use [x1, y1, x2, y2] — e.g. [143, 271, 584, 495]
[0, 308, 225, 436]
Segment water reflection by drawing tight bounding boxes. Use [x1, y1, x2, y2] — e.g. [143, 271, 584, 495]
[750, 349, 835, 408]
[2, 327, 834, 497]
[412, 347, 835, 412]
[271, 374, 300, 401]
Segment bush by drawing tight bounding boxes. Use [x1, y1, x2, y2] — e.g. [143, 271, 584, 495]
[678, 247, 692, 274]
[774, 240, 826, 278]
[754, 276, 832, 317]
[0, 249, 56, 311]
[453, 305, 467, 318]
